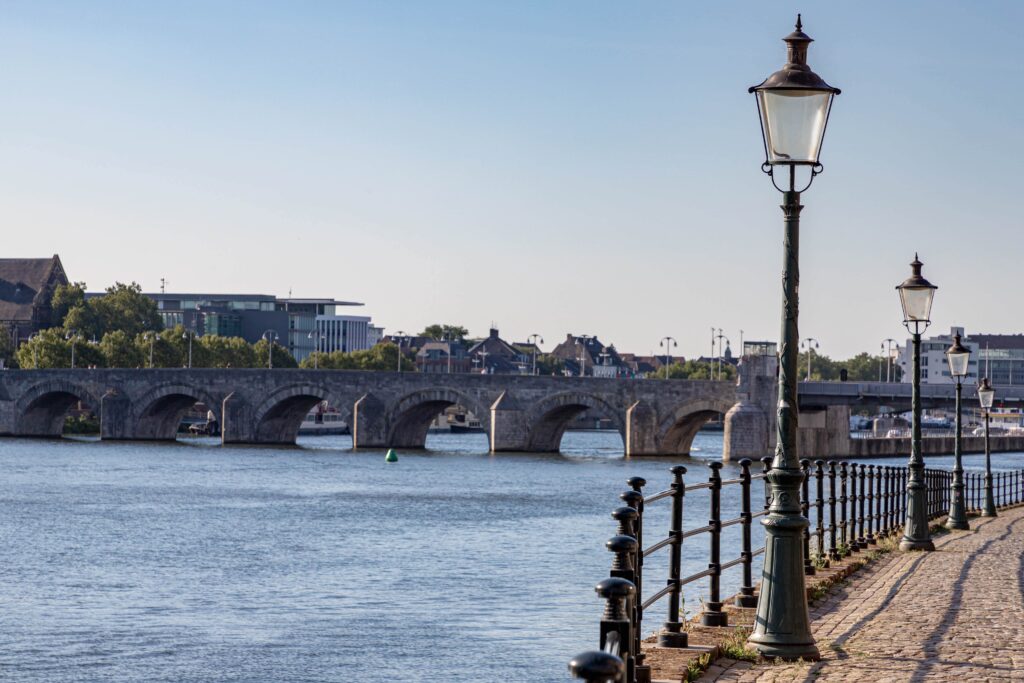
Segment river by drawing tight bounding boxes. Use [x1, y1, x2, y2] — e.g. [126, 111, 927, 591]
[0, 432, 1019, 682]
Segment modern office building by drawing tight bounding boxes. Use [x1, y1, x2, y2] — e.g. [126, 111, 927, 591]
[895, 326, 1024, 386]
[313, 315, 373, 356]
[276, 298, 366, 361]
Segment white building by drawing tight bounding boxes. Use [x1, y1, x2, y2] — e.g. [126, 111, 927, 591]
[895, 326, 1024, 386]
[314, 315, 374, 355]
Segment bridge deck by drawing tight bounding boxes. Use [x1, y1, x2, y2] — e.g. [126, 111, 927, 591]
[697, 506, 1024, 682]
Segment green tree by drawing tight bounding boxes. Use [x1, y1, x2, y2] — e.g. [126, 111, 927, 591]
[648, 360, 736, 380]
[299, 342, 414, 371]
[100, 330, 144, 368]
[421, 324, 468, 341]
[61, 282, 162, 340]
[0, 326, 15, 367]
[251, 338, 296, 368]
[16, 328, 71, 368]
[534, 354, 565, 376]
[50, 281, 87, 328]
[197, 335, 250, 368]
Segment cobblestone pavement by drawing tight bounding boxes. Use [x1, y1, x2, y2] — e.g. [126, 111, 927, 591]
[698, 506, 1024, 682]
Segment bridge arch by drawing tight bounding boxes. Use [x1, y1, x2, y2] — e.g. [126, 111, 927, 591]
[524, 391, 626, 453]
[131, 383, 223, 441]
[15, 380, 102, 438]
[386, 388, 490, 449]
[252, 384, 350, 445]
[657, 398, 736, 456]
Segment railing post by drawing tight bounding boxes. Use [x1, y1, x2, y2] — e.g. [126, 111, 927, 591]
[839, 462, 849, 555]
[569, 650, 626, 683]
[800, 459, 814, 575]
[659, 466, 688, 647]
[597, 577, 636, 683]
[701, 462, 727, 627]
[814, 460, 827, 568]
[760, 456, 773, 511]
[624, 476, 647, 681]
[857, 463, 867, 549]
[865, 464, 876, 545]
[882, 467, 891, 536]
[875, 465, 883, 539]
[827, 462, 839, 562]
[736, 459, 758, 608]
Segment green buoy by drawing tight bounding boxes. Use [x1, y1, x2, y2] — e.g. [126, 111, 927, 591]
[385, 449, 398, 462]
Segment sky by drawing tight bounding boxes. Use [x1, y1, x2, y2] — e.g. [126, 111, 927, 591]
[2, 1, 1023, 360]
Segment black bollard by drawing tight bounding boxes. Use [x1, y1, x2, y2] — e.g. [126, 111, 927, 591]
[839, 462, 849, 555]
[596, 577, 636, 683]
[865, 465, 876, 545]
[624, 478, 647, 680]
[857, 463, 867, 549]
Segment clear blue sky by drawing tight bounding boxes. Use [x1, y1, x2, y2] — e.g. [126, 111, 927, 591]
[2, 1, 1022, 359]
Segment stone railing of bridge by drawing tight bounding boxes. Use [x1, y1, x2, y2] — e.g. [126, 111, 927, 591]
[0, 368, 743, 457]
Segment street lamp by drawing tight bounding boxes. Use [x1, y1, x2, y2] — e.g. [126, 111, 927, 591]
[978, 377, 997, 517]
[881, 338, 896, 382]
[578, 335, 592, 377]
[182, 330, 194, 368]
[659, 336, 678, 379]
[308, 329, 320, 369]
[801, 337, 819, 380]
[945, 333, 971, 530]
[896, 254, 938, 552]
[262, 329, 279, 369]
[395, 331, 406, 373]
[747, 15, 839, 662]
[144, 332, 155, 369]
[65, 331, 78, 369]
[27, 333, 39, 368]
[528, 333, 544, 375]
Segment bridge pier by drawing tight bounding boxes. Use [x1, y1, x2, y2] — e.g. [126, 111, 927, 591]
[221, 392, 256, 444]
[489, 391, 530, 452]
[99, 390, 132, 440]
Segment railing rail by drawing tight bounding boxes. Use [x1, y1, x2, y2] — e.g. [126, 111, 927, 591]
[569, 459, 1024, 683]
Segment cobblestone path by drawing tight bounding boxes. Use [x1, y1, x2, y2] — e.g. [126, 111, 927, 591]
[698, 506, 1024, 682]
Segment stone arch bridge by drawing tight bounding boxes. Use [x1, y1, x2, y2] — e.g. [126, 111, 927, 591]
[0, 369, 748, 456]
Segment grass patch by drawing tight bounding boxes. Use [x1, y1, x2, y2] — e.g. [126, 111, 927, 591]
[720, 628, 759, 662]
[685, 652, 712, 682]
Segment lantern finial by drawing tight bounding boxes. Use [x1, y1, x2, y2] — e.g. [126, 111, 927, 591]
[796, 14, 802, 31]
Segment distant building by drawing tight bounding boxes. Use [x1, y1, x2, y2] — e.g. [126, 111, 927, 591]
[550, 334, 626, 377]
[416, 340, 472, 374]
[314, 315, 373, 356]
[896, 326, 1024, 386]
[0, 255, 69, 345]
[467, 328, 529, 374]
[276, 298, 366, 361]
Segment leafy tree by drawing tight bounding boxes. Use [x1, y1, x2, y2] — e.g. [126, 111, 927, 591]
[251, 338, 296, 369]
[534, 354, 565, 376]
[100, 330, 144, 368]
[648, 360, 736, 380]
[0, 326, 15, 367]
[421, 324, 468, 341]
[194, 335, 252, 368]
[299, 342, 415, 371]
[13, 328, 102, 368]
[50, 282, 87, 328]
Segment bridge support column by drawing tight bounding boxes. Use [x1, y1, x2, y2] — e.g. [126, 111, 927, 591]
[489, 391, 529, 452]
[625, 401, 660, 456]
[0, 397, 13, 435]
[351, 394, 388, 449]
[100, 389, 132, 440]
[221, 392, 255, 444]
[723, 400, 769, 462]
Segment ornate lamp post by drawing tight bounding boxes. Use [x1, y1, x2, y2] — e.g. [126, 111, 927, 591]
[896, 255, 937, 551]
[978, 377, 997, 517]
[528, 333, 544, 375]
[945, 333, 971, 530]
[182, 330, 194, 369]
[801, 337, 819, 380]
[747, 15, 839, 661]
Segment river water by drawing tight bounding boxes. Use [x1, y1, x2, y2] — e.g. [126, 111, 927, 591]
[0, 432, 1020, 682]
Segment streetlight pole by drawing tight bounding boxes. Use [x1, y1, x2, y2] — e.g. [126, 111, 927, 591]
[978, 378, 997, 517]
[65, 331, 78, 369]
[710, 327, 716, 378]
[308, 329, 320, 369]
[747, 15, 839, 661]
[715, 328, 726, 380]
[945, 334, 970, 530]
[182, 331, 194, 368]
[146, 332, 155, 368]
[528, 333, 543, 375]
[395, 331, 406, 374]
[262, 330, 279, 369]
[896, 255, 938, 552]
[578, 335, 592, 377]
[881, 338, 896, 382]
[659, 336, 677, 379]
[801, 337, 819, 380]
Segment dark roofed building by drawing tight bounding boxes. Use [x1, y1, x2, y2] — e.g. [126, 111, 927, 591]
[0, 255, 69, 345]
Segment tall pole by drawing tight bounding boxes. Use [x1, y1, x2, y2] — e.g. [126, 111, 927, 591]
[528, 333, 543, 375]
[395, 331, 405, 374]
[660, 336, 677, 379]
[70, 337, 76, 369]
[188, 333, 193, 369]
[149, 334, 155, 368]
[946, 378, 968, 529]
[900, 331, 934, 550]
[983, 407, 996, 517]
[710, 327, 716, 378]
[749, 184, 818, 660]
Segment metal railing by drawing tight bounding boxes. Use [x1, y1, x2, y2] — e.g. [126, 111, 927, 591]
[568, 459, 956, 683]
[965, 469, 1024, 511]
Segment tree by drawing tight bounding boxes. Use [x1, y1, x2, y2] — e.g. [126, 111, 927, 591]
[534, 354, 565, 376]
[16, 328, 71, 368]
[251, 338, 297, 368]
[299, 342, 415, 371]
[100, 330, 144, 368]
[50, 282, 87, 328]
[647, 360, 736, 380]
[0, 326, 15, 367]
[421, 324, 468, 341]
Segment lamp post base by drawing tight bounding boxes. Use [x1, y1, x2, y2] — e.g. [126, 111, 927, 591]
[899, 537, 935, 552]
[945, 517, 969, 531]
